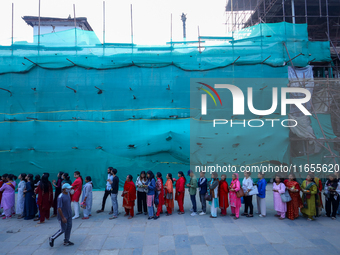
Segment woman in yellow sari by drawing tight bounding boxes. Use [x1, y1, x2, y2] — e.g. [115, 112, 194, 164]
[300, 174, 319, 221]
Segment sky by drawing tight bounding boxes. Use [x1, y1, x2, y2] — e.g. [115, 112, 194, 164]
[0, 0, 228, 45]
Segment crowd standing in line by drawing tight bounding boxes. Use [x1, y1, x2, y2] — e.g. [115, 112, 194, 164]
[0, 168, 339, 248]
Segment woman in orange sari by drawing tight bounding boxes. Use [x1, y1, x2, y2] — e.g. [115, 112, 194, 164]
[164, 173, 174, 216]
[123, 175, 136, 219]
[284, 173, 302, 220]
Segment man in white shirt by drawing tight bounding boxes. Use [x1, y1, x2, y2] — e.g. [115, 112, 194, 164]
[96, 167, 114, 214]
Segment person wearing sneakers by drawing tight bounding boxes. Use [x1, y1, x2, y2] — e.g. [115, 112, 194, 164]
[96, 167, 114, 214]
[49, 183, 74, 247]
[81, 176, 93, 220]
[187, 170, 198, 216]
[109, 168, 119, 220]
[197, 171, 207, 215]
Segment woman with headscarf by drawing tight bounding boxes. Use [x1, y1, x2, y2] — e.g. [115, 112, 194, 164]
[218, 174, 229, 216]
[229, 173, 241, 220]
[146, 171, 156, 219]
[122, 175, 136, 219]
[284, 173, 302, 220]
[175, 171, 186, 214]
[301, 174, 319, 221]
[35, 174, 53, 223]
[71, 171, 83, 219]
[209, 172, 219, 218]
[0, 174, 17, 219]
[164, 173, 174, 216]
[324, 174, 339, 220]
[23, 174, 37, 220]
[154, 172, 165, 220]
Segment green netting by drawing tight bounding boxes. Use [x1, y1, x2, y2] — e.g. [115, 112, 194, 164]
[0, 22, 334, 188]
[0, 22, 331, 74]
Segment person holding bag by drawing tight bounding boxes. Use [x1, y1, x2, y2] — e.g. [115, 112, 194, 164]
[242, 171, 254, 217]
[135, 171, 148, 215]
[273, 175, 287, 220]
[164, 173, 174, 216]
[229, 173, 241, 220]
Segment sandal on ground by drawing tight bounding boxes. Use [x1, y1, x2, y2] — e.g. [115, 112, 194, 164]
[233, 216, 239, 220]
[246, 214, 253, 217]
[274, 214, 281, 217]
[230, 213, 235, 216]
[34, 218, 40, 221]
[96, 210, 104, 213]
[82, 217, 89, 220]
[37, 221, 45, 224]
[210, 216, 217, 218]
[109, 216, 117, 220]
[332, 217, 336, 220]
[136, 212, 143, 215]
[178, 212, 185, 215]
[128, 216, 133, 219]
[241, 213, 248, 216]
[279, 217, 284, 220]
[124, 214, 129, 217]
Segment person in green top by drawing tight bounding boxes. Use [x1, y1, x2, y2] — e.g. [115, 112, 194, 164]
[186, 170, 198, 216]
[300, 174, 320, 221]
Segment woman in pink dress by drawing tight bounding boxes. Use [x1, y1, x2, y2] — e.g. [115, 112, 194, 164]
[0, 174, 17, 219]
[273, 175, 287, 220]
[229, 173, 241, 220]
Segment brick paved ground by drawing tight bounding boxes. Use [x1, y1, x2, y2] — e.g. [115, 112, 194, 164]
[0, 183, 339, 255]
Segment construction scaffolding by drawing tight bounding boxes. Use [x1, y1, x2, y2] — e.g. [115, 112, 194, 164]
[225, 0, 340, 79]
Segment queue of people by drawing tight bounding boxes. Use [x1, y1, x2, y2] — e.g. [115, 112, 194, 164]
[0, 169, 339, 224]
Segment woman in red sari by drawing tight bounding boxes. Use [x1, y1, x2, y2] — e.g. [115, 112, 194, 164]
[284, 173, 303, 220]
[164, 173, 174, 216]
[154, 172, 165, 219]
[71, 171, 83, 219]
[35, 174, 53, 223]
[219, 174, 229, 216]
[175, 171, 186, 214]
[123, 175, 136, 219]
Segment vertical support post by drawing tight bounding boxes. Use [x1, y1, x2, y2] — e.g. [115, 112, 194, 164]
[319, 0, 322, 17]
[130, 4, 133, 45]
[326, 0, 330, 41]
[38, 0, 41, 45]
[198, 26, 201, 53]
[73, 4, 77, 48]
[11, 3, 14, 46]
[231, 0, 233, 31]
[282, 0, 285, 22]
[170, 13, 173, 46]
[291, 0, 296, 24]
[250, 0, 253, 26]
[263, 0, 266, 23]
[304, 0, 308, 24]
[103, 1, 105, 45]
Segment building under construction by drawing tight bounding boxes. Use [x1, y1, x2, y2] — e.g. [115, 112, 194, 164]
[0, 3, 339, 186]
[226, 0, 340, 75]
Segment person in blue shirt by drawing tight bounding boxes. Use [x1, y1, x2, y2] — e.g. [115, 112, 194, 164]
[197, 171, 207, 215]
[146, 171, 156, 220]
[256, 172, 267, 217]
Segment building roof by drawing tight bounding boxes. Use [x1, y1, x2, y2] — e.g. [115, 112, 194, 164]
[22, 16, 93, 31]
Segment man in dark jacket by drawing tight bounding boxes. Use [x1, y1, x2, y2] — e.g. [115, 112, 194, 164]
[197, 171, 207, 215]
